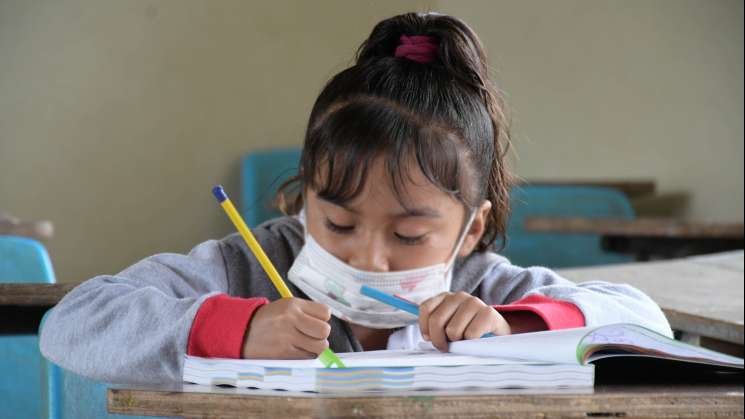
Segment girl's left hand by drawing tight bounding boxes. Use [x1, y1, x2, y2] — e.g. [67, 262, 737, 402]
[418, 291, 511, 351]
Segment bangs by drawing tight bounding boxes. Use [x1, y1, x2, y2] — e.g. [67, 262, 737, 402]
[301, 96, 475, 211]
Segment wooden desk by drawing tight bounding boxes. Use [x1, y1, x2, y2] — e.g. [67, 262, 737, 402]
[525, 217, 744, 260]
[525, 217, 744, 239]
[0, 283, 76, 334]
[0, 218, 54, 241]
[520, 179, 656, 198]
[558, 251, 744, 347]
[108, 383, 743, 418]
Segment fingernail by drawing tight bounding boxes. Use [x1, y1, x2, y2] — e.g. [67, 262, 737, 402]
[422, 333, 429, 341]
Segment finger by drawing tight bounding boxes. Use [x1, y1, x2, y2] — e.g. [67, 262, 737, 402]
[295, 314, 331, 340]
[418, 292, 449, 341]
[287, 345, 318, 359]
[428, 294, 469, 351]
[491, 310, 512, 336]
[298, 300, 332, 321]
[292, 332, 330, 356]
[463, 307, 497, 340]
[445, 299, 483, 342]
[464, 307, 509, 340]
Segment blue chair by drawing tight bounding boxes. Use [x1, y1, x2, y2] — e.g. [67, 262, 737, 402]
[502, 185, 635, 268]
[0, 236, 56, 419]
[240, 147, 302, 226]
[238, 148, 635, 268]
[0, 234, 175, 419]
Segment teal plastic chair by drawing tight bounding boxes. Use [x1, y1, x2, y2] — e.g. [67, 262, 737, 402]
[238, 148, 635, 268]
[502, 185, 635, 268]
[241, 147, 302, 226]
[0, 236, 56, 419]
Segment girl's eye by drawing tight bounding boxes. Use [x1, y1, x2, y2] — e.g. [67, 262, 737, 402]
[325, 218, 354, 234]
[395, 232, 426, 245]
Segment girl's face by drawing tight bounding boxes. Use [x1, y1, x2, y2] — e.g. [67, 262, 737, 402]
[305, 157, 491, 272]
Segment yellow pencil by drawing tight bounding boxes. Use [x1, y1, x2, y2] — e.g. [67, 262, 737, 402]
[212, 185, 345, 368]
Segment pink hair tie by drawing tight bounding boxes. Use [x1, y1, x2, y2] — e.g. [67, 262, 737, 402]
[394, 35, 438, 63]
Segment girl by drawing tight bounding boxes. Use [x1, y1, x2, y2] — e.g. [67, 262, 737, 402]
[40, 12, 671, 385]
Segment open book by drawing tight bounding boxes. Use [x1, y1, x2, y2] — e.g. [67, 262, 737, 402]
[183, 323, 743, 393]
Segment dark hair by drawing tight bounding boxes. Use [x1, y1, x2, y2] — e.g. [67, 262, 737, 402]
[276, 12, 512, 251]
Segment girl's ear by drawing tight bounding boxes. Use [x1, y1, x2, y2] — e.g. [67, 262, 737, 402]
[458, 200, 492, 257]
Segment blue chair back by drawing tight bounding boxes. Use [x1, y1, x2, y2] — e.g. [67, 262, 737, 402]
[238, 148, 635, 268]
[0, 236, 55, 419]
[240, 147, 302, 226]
[502, 185, 635, 268]
[0, 236, 55, 284]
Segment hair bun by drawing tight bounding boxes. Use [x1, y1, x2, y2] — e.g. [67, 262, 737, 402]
[394, 35, 439, 63]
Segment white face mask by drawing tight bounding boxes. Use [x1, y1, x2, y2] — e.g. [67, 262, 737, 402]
[288, 208, 477, 328]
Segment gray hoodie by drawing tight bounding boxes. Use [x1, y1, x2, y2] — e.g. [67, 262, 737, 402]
[39, 216, 672, 385]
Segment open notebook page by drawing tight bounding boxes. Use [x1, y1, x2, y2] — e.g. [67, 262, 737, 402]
[449, 327, 589, 364]
[184, 349, 553, 371]
[581, 324, 744, 367]
[450, 324, 744, 368]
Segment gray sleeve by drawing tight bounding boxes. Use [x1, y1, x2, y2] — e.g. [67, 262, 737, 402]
[477, 261, 673, 338]
[39, 239, 229, 385]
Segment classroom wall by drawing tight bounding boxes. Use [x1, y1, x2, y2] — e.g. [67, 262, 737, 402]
[438, 0, 744, 220]
[0, 0, 435, 283]
[1, 0, 742, 283]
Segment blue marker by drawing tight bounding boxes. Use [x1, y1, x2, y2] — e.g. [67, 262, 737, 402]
[360, 285, 420, 316]
[360, 285, 495, 338]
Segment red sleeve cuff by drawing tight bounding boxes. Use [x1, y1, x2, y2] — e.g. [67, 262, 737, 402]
[187, 294, 269, 358]
[492, 294, 585, 330]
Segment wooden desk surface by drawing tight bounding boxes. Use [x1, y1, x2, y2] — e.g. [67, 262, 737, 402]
[108, 383, 743, 419]
[524, 217, 744, 239]
[0, 283, 77, 306]
[558, 251, 745, 345]
[0, 283, 77, 333]
[0, 218, 54, 240]
[520, 179, 656, 198]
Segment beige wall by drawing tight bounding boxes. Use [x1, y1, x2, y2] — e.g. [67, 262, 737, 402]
[1, 0, 742, 283]
[440, 0, 744, 220]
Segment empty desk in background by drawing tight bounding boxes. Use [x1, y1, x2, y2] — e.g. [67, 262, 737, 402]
[525, 217, 744, 260]
[0, 283, 76, 333]
[557, 251, 744, 352]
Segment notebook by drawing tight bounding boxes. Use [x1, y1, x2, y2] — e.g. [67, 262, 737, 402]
[184, 350, 594, 392]
[183, 323, 743, 393]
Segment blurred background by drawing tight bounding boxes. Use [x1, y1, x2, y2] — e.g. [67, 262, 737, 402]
[1, 0, 743, 283]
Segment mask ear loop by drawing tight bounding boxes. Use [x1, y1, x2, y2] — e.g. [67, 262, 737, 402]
[444, 205, 480, 268]
[297, 188, 308, 232]
[297, 206, 307, 229]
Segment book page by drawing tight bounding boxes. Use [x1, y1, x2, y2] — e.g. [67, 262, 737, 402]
[581, 324, 744, 367]
[334, 349, 549, 367]
[448, 327, 592, 364]
[185, 349, 548, 371]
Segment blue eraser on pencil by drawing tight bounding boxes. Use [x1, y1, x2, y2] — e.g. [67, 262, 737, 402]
[212, 185, 228, 203]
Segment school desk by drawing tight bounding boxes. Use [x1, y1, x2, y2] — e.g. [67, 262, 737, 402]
[558, 251, 744, 352]
[0, 218, 54, 241]
[107, 383, 743, 418]
[523, 179, 656, 199]
[0, 283, 74, 334]
[525, 217, 744, 260]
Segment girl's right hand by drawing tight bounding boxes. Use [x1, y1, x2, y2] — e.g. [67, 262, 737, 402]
[241, 298, 332, 359]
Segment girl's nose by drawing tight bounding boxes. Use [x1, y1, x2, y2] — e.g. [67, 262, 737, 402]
[347, 238, 389, 272]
